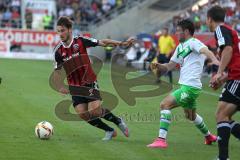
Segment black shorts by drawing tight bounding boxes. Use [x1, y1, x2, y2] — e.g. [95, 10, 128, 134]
[157, 54, 169, 64]
[219, 80, 240, 109]
[69, 81, 102, 107]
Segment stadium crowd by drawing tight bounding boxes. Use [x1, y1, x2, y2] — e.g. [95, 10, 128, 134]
[0, 0, 21, 28]
[0, 0, 127, 29]
[57, 0, 125, 24]
[169, 0, 240, 34]
[1, 0, 240, 33]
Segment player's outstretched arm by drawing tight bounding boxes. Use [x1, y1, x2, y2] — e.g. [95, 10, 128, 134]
[199, 47, 219, 66]
[151, 61, 177, 74]
[98, 37, 136, 47]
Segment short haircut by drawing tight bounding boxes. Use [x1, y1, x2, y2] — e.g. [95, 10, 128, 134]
[163, 27, 169, 32]
[207, 5, 225, 22]
[177, 19, 195, 36]
[57, 16, 73, 29]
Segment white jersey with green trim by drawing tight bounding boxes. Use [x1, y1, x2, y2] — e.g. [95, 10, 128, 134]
[170, 38, 207, 89]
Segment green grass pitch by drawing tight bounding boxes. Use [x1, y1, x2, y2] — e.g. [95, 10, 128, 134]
[0, 58, 239, 160]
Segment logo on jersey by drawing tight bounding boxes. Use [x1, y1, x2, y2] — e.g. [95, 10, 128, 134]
[218, 37, 225, 46]
[217, 136, 222, 141]
[177, 46, 192, 59]
[73, 44, 79, 53]
[89, 88, 94, 96]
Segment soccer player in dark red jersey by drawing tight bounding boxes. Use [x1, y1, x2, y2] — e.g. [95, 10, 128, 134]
[53, 16, 135, 141]
[207, 6, 240, 160]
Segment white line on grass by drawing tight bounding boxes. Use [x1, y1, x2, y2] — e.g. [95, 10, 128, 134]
[202, 90, 219, 97]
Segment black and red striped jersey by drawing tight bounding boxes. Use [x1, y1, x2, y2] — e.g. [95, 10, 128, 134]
[214, 24, 240, 80]
[54, 36, 99, 86]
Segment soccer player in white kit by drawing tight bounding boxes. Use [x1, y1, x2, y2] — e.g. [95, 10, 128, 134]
[147, 19, 219, 148]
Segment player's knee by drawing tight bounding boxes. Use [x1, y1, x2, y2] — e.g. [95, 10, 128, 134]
[89, 109, 101, 117]
[184, 113, 192, 121]
[188, 116, 195, 121]
[79, 113, 90, 121]
[215, 110, 229, 122]
[160, 102, 169, 110]
[184, 111, 195, 121]
[215, 112, 222, 123]
[185, 114, 191, 120]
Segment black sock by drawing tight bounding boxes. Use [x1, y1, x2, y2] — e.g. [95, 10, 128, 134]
[230, 120, 240, 140]
[102, 109, 121, 125]
[88, 118, 114, 132]
[217, 122, 231, 160]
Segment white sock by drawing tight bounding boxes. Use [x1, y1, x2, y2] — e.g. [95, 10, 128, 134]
[193, 114, 210, 136]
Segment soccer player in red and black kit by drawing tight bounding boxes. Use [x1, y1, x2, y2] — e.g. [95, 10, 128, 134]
[53, 16, 135, 141]
[207, 6, 240, 160]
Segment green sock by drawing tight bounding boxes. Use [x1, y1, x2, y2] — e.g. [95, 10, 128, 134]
[159, 110, 172, 139]
[193, 114, 210, 136]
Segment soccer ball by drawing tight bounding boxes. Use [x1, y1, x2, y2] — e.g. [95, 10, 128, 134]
[35, 121, 53, 139]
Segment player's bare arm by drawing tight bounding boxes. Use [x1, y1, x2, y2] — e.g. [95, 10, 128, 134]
[151, 61, 177, 74]
[98, 37, 135, 47]
[217, 46, 233, 74]
[199, 47, 219, 66]
[209, 46, 232, 90]
[214, 46, 233, 84]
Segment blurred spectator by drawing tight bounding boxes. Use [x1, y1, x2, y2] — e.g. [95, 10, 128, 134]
[143, 44, 156, 71]
[56, 0, 127, 26]
[11, 0, 20, 9]
[43, 12, 54, 30]
[11, 7, 20, 28]
[25, 10, 32, 29]
[116, 0, 123, 7]
[0, 0, 136, 30]
[126, 41, 145, 67]
[168, 0, 240, 34]
[0, 0, 21, 28]
[108, 0, 116, 8]
[156, 27, 175, 83]
[2, 8, 12, 24]
[102, 0, 112, 13]
[64, 6, 74, 17]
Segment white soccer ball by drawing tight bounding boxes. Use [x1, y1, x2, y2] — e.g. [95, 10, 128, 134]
[35, 121, 53, 139]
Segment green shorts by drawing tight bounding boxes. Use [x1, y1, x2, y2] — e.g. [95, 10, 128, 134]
[171, 85, 201, 109]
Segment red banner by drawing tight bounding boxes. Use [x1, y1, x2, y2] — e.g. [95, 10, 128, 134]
[0, 29, 93, 47]
[0, 29, 59, 46]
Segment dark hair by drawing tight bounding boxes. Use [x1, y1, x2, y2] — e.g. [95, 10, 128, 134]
[207, 5, 225, 22]
[177, 19, 195, 35]
[163, 27, 169, 32]
[57, 16, 73, 29]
